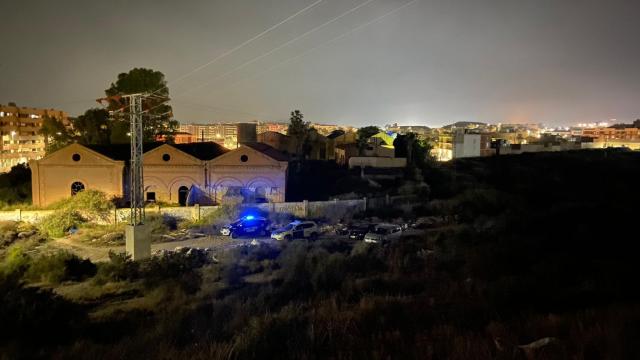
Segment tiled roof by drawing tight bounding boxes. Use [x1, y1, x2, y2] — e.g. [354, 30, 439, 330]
[85, 142, 229, 161]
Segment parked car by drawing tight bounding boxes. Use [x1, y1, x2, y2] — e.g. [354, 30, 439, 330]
[363, 223, 403, 243]
[221, 215, 271, 238]
[271, 220, 319, 241]
[348, 224, 377, 241]
[335, 223, 351, 236]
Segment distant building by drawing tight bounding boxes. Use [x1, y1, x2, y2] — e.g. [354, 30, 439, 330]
[326, 130, 357, 160]
[237, 123, 257, 145]
[0, 103, 70, 172]
[450, 130, 493, 159]
[581, 127, 640, 141]
[453, 131, 480, 158]
[156, 131, 196, 144]
[335, 132, 396, 166]
[257, 130, 330, 160]
[257, 131, 296, 156]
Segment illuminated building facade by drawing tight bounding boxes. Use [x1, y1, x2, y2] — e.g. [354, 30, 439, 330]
[0, 103, 69, 172]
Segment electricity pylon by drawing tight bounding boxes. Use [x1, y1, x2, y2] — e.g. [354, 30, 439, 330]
[97, 93, 163, 259]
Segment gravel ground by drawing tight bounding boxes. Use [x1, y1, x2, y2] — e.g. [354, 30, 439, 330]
[42, 234, 287, 262]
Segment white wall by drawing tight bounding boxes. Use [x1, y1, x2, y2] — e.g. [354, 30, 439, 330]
[453, 133, 481, 158]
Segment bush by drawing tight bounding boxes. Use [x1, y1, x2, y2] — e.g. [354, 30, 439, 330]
[25, 251, 97, 284]
[38, 208, 84, 238]
[0, 272, 87, 355]
[0, 164, 31, 207]
[0, 246, 30, 277]
[38, 190, 115, 238]
[94, 251, 139, 284]
[145, 213, 175, 236]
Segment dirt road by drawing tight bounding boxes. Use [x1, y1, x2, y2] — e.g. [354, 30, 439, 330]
[43, 235, 274, 262]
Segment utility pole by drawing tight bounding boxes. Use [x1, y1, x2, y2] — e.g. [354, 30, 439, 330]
[97, 92, 170, 260]
[121, 93, 150, 259]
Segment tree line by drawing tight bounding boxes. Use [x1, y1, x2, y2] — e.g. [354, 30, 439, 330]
[40, 68, 178, 153]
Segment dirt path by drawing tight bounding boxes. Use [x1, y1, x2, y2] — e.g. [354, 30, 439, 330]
[44, 235, 275, 262]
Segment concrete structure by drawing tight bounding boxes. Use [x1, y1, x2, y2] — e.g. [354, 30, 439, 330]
[453, 131, 481, 158]
[30, 142, 289, 207]
[237, 122, 258, 145]
[0, 103, 70, 172]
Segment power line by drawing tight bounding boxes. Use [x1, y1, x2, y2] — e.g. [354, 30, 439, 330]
[211, 0, 421, 94]
[168, 0, 324, 87]
[172, 98, 279, 121]
[181, 0, 377, 95]
[108, 0, 324, 112]
[174, 0, 420, 123]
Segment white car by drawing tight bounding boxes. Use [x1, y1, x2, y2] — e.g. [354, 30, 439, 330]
[363, 224, 403, 244]
[271, 220, 319, 241]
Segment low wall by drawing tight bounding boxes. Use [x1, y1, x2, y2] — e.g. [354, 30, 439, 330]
[0, 195, 420, 224]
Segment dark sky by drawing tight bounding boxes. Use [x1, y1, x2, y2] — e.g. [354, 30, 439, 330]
[1, 0, 639, 127]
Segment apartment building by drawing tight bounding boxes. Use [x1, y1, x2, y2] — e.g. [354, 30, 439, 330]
[178, 123, 238, 148]
[0, 103, 69, 172]
[581, 127, 640, 141]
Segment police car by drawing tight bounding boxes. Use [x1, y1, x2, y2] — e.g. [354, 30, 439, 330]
[271, 220, 319, 241]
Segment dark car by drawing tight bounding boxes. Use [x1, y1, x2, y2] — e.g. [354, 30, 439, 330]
[348, 224, 377, 241]
[335, 223, 351, 235]
[221, 216, 270, 238]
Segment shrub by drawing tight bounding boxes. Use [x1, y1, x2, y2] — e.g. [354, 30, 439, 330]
[25, 251, 96, 284]
[0, 272, 87, 355]
[145, 213, 172, 235]
[94, 251, 139, 284]
[38, 208, 84, 238]
[38, 190, 115, 238]
[0, 246, 30, 277]
[139, 250, 209, 293]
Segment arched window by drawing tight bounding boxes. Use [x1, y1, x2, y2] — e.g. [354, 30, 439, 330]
[71, 181, 85, 196]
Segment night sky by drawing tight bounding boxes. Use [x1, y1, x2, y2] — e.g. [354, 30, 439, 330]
[1, 0, 638, 127]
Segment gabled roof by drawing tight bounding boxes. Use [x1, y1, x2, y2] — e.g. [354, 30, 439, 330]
[241, 142, 290, 161]
[85, 142, 228, 161]
[84, 143, 161, 161]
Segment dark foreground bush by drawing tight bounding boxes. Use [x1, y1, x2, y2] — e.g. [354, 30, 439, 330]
[0, 273, 87, 356]
[95, 249, 211, 294]
[25, 250, 97, 284]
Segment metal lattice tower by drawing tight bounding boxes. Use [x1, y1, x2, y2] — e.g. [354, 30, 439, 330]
[124, 93, 146, 225]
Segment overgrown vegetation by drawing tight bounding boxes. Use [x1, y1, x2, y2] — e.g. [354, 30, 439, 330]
[1, 149, 639, 358]
[0, 164, 31, 209]
[38, 190, 115, 238]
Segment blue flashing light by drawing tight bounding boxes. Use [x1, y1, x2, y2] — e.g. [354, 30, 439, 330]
[244, 215, 255, 220]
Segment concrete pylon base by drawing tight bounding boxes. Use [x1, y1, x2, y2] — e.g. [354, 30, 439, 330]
[125, 224, 150, 260]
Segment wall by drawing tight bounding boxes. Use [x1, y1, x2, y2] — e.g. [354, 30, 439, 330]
[348, 157, 407, 169]
[208, 145, 288, 203]
[143, 144, 206, 204]
[0, 196, 418, 224]
[453, 133, 481, 158]
[30, 143, 125, 207]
